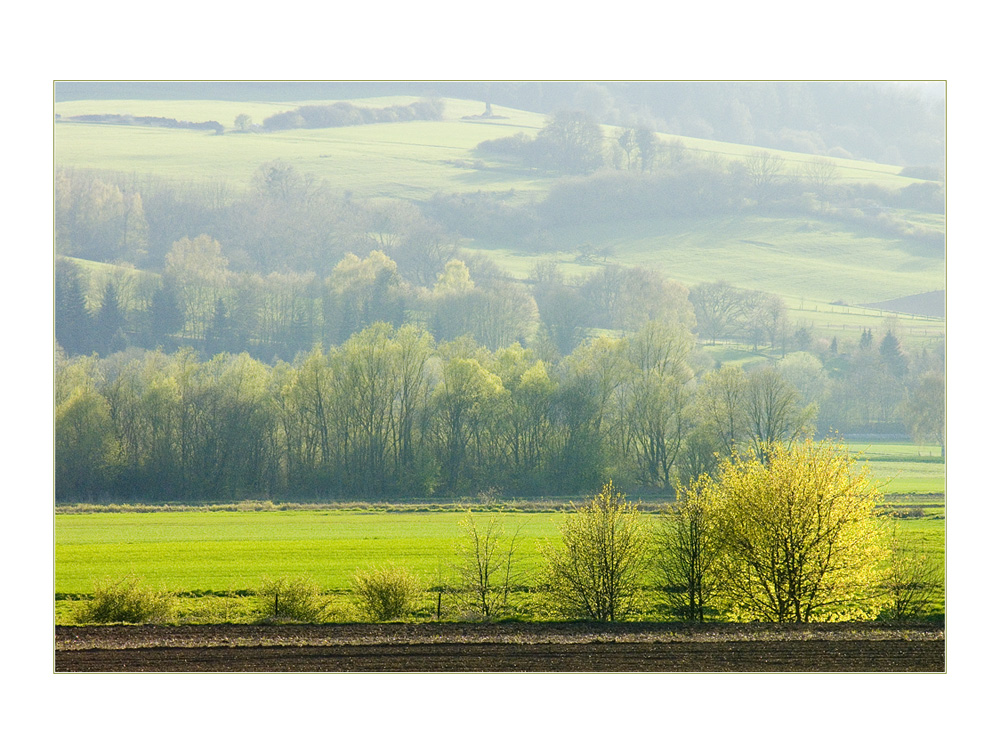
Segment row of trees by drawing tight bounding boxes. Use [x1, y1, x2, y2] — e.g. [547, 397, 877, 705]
[260, 98, 443, 131]
[57, 244, 943, 471]
[544, 445, 938, 624]
[55, 247, 538, 362]
[57, 315, 944, 503]
[56, 320, 825, 501]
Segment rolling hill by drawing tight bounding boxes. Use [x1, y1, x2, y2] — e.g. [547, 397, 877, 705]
[53, 93, 945, 347]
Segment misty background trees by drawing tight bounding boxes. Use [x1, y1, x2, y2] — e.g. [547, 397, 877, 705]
[53, 83, 945, 501]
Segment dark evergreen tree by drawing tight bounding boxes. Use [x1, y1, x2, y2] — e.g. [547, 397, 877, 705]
[879, 331, 908, 377]
[55, 257, 92, 355]
[147, 279, 184, 346]
[205, 297, 233, 354]
[94, 280, 127, 356]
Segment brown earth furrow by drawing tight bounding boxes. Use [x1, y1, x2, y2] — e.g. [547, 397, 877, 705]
[54, 637, 944, 673]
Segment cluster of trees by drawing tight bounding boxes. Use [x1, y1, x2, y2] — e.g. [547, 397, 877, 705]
[260, 98, 443, 131]
[460, 81, 944, 167]
[56, 246, 944, 505]
[54, 118, 943, 281]
[55, 246, 538, 362]
[542, 445, 937, 625]
[58, 113, 225, 134]
[471, 111, 943, 242]
[381, 451, 937, 624]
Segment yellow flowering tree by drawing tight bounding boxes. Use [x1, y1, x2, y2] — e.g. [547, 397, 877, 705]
[687, 440, 889, 622]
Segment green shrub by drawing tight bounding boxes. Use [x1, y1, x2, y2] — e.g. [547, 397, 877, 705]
[257, 575, 327, 622]
[77, 575, 174, 623]
[353, 564, 421, 621]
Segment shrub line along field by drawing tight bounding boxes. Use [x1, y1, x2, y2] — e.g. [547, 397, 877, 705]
[54, 441, 944, 617]
[54, 505, 945, 617]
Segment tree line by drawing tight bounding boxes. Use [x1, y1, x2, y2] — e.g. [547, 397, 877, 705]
[55, 309, 943, 502]
[260, 98, 443, 131]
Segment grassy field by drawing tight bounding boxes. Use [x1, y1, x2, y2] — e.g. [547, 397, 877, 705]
[55, 509, 558, 596]
[54, 435, 945, 623]
[53, 96, 918, 195]
[54, 502, 945, 622]
[850, 440, 946, 495]
[55, 98, 552, 199]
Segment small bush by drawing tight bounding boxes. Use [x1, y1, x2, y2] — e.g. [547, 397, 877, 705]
[353, 564, 421, 621]
[257, 575, 327, 622]
[77, 575, 174, 624]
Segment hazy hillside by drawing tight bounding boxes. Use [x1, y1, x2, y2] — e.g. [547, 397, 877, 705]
[54, 88, 945, 316]
[55, 80, 945, 167]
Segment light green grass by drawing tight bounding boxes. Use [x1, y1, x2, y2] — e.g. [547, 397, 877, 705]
[55, 503, 943, 595]
[482, 213, 944, 307]
[54, 96, 924, 200]
[849, 441, 945, 495]
[54, 510, 561, 596]
[54, 98, 551, 200]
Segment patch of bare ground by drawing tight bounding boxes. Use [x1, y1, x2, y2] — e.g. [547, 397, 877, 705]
[54, 622, 944, 672]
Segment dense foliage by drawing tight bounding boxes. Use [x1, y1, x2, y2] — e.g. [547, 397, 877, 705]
[543, 482, 651, 621]
[662, 440, 892, 622]
[55, 309, 942, 502]
[261, 98, 443, 131]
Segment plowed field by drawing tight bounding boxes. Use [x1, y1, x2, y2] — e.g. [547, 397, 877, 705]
[54, 622, 944, 672]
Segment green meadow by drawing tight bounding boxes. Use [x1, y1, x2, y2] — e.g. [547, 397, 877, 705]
[54, 510, 554, 596]
[54, 96, 915, 196]
[54, 435, 944, 620]
[53, 504, 944, 622]
[850, 441, 946, 495]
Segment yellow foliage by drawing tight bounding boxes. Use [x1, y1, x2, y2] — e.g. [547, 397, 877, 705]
[686, 439, 890, 622]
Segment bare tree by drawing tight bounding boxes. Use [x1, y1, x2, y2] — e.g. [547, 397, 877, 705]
[741, 150, 785, 204]
[453, 506, 521, 620]
[802, 157, 838, 199]
[742, 368, 814, 463]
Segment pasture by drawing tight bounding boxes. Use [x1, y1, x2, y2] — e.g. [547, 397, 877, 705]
[55, 509, 559, 596]
[850, 440, 946, 495]
[54, 502, 945, 623]
[53, 96, 917, 196]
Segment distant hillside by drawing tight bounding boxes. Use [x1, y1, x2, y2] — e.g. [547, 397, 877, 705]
[864, 290, 945, 318]
[54, 80, 945, 167]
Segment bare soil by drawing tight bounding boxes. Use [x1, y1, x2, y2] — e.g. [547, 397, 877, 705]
[54, 622, 944, 672]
